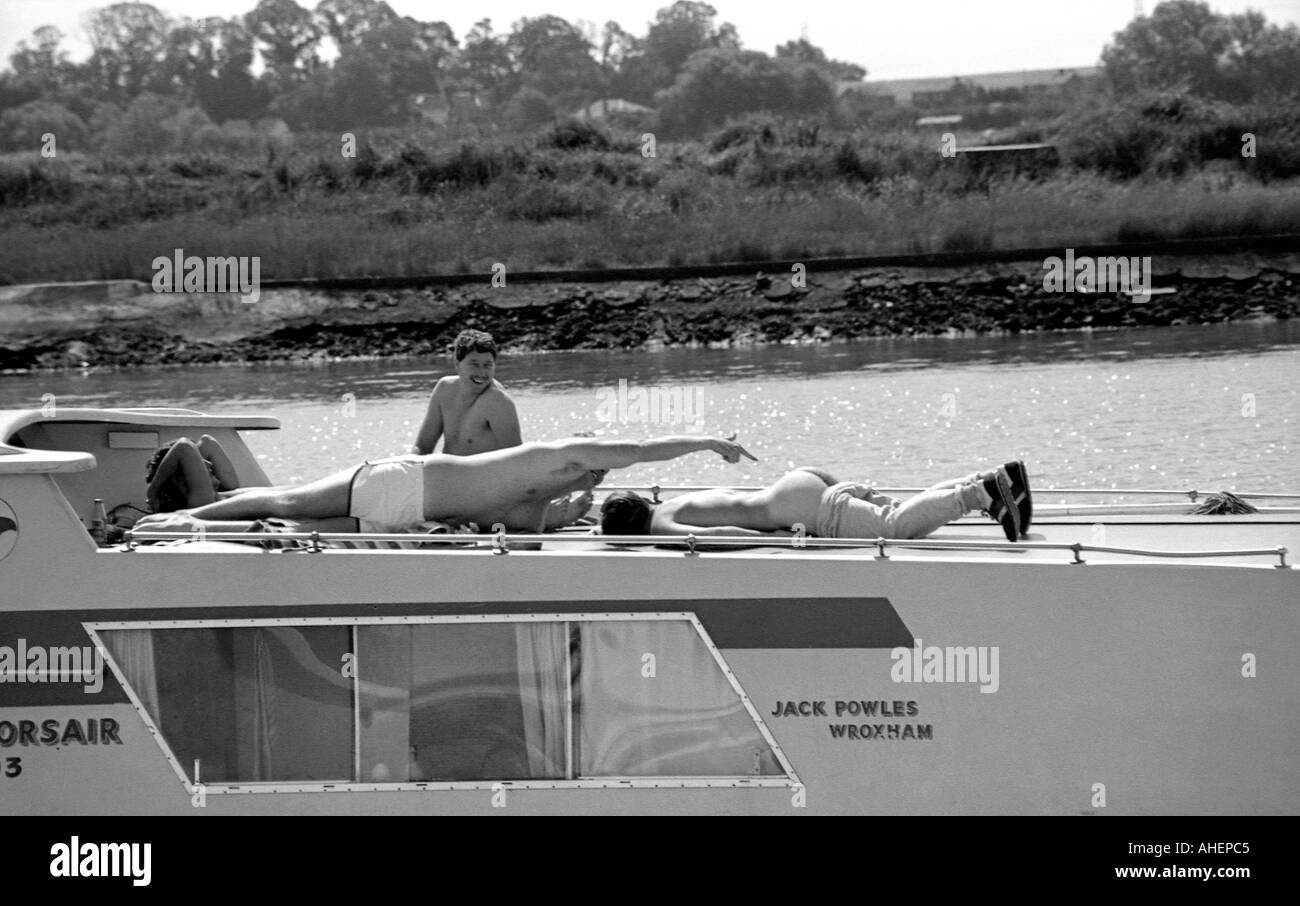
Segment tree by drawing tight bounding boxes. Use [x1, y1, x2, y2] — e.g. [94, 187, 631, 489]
[82, 3, 173, 103]
[1219, 11, 1300, 102]
[774, 38, 866, 82]
[246, 0, 322, 87]
[644, 2, 739, 77]
[152, 16, 267, 122]
[314, 0, 398, 48]
[201, 19, 269, 122]
[459, 19, 517, 108]
[9, 26, 76, 95]
[613, 1, 740, 101]
[597, 21, 642, 103]
[655, 48, 834, 135]
[508, 16, 602, 111]
[1102, 0, 1300, 102]
[358, 17, 457, 101]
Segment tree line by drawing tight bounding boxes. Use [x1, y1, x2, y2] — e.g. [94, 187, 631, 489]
[0, 0, 865, 141]
[0, 0, 1295, 153]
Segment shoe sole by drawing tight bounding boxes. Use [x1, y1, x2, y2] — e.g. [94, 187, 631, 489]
[1004, 460, 1032, 535]
[984, 470, 1021, 543]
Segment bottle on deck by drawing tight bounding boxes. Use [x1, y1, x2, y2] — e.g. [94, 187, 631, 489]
[90, 498, 108, 546]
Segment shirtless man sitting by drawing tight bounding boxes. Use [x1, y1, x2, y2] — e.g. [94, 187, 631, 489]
[407, 328, 592, 530]
[133, 434, 757, 535]
[599, 462, 1032, 543]
[412, 330, 521, 456]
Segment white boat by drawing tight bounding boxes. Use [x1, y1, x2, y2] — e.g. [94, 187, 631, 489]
[1, 406, 1296, 815]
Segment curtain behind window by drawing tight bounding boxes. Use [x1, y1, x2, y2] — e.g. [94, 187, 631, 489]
[515, 622, 568, 779]
[577, 621, 781, 777]
[101, 629, 159, 718]
[239, 627, 352, 782]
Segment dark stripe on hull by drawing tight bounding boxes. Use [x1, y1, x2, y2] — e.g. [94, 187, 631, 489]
[0, 597, 911, 706]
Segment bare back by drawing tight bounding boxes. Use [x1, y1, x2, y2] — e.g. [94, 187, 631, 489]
[650, 470, 828, 533]
[421, 442, 600, 524]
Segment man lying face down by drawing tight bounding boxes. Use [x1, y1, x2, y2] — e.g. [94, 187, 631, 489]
[600, 462, 1033, 543]
[132, 434, 757, 536]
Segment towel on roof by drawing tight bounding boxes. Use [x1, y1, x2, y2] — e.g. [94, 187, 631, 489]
[254, 518, 481, 550]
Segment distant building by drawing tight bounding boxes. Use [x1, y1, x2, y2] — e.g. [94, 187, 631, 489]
[841, 66, 1101, 108]
[573, 98, 655, 121]
[915, 114, 963, 128]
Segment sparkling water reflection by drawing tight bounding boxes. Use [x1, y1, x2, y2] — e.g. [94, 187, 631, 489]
[2, 322, 1296, 494]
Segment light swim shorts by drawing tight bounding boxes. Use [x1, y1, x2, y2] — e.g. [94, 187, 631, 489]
[348, 455, 426, 532]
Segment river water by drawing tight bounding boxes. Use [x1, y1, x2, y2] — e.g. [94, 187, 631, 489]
[2, 322, 1297, 495]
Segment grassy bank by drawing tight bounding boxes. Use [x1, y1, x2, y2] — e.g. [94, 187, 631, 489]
[2, 117, 1298, 283]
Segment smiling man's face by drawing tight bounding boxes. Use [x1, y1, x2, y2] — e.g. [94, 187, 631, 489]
[456, 351, 496, 395]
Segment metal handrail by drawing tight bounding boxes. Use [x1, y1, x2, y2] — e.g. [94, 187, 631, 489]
[121, 529, 1290, 567]
[599, 484, 1300, 501]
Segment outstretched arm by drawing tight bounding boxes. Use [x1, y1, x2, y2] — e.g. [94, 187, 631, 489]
[552, 435, 757, 472]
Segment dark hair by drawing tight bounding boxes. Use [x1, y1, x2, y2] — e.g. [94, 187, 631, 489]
[454, 329, 497, 362]
[600, 491, 653, 535]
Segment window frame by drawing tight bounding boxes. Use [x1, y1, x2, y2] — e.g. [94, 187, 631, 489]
[86, 612, 800, 795]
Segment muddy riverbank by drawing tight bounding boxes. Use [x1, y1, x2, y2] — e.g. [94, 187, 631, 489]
[2, 252, 1297, 370]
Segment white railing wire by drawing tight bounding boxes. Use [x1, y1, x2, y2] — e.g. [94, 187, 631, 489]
[121, 528, 1289, 567]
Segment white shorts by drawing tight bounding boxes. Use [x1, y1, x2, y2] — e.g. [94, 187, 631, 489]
[348, 456, 426, 532]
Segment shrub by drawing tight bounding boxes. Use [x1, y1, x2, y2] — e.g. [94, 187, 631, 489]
[0, 101, 88, 153]
[505, 88, 556, 131]
[307, 156, 342, 190]
[351, 141, 379, 184]
[167, 153, 229, 178]
[541, 118, 611, 151]
[0, 158, 74, 206]
[707, 115, 779, 153]
[498, 177, 609, 221]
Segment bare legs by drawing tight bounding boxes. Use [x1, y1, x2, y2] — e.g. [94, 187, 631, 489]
[176, 467, 357, 522]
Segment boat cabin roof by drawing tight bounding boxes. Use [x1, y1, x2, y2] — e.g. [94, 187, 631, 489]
[0, 407, 278, 474]
[0, 406, 1295, 570]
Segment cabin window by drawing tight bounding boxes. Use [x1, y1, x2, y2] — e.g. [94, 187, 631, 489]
[100, 626, 352, 783]
[96, 616, 787, 790]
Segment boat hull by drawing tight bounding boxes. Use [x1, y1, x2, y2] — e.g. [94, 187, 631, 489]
[2, 548, 1295, 815]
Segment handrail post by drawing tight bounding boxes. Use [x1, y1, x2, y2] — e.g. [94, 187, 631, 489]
[1278, 546, 1289, 568]
[1071, 543, 1084, 564]
[684, 534, 698, 557]
[123, 529, 137, 551]
[308, 531, 322, 553]
[876, 537, 888, 559]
